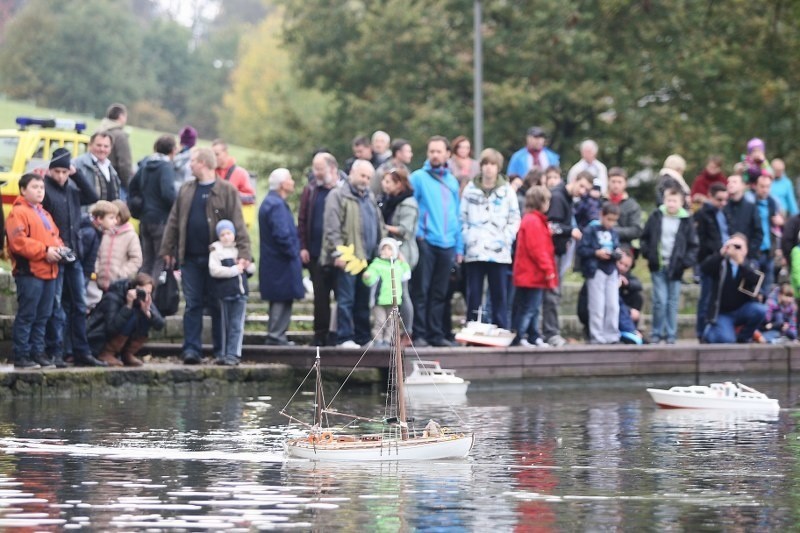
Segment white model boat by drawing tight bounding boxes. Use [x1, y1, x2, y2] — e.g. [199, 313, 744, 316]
[455, 307, 515, 348]
[405, 360, 469, 397]
[282, 262, 474, 461]
[647, 382, 780, 412]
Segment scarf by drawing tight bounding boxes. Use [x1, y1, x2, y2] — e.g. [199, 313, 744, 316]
[608, 193, 625, 204]
[527, 148, 542, 168]
[380, 191, 412, 224]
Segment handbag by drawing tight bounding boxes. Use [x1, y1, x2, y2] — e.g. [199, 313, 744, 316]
[154, 266, 180, 316]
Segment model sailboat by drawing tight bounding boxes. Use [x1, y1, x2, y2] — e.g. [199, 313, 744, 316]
[281, 261, 474, 461]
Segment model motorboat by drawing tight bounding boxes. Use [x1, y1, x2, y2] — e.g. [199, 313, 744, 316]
[281, 261, 474, 461]
[404, 360, 469, 397]
[646, 382, 780, 412]
[455, 307, 515, 348]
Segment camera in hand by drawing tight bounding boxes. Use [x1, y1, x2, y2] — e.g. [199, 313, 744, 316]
[136, 288, 147, 301]
[57, 247, 77, 263]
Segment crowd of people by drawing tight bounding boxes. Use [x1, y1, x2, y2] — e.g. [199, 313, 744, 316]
[4, 103, 800, 369]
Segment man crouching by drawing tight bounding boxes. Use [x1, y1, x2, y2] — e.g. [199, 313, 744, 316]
[87, 273, 165, 366]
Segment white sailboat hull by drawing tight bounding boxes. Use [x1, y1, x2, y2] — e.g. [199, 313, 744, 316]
[647, 388, 780, 412]
[286, 433, 474, 462]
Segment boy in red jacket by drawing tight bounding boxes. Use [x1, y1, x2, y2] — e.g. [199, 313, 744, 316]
[511, 186, 558, 346]
[6, 173, 64, 368]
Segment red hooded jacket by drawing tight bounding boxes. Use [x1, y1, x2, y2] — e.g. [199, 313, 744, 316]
[513, 210, 558, 289]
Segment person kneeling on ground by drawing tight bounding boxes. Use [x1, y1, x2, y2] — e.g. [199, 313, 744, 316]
[87, 273, 165, 366]
[701, 234, 766, 343]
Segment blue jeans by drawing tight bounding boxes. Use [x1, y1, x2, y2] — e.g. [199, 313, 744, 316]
[411, 240, 454, 343]
[13, 275, 56, 361]
[220, 295, 247, 359]
[45, 261, 91, 357]
[696, 273, 712, 338]
[336, 270, 371, 344]
[465, 262, 509, 329]
[758, 251, 774, 298]
[650, 269, 681, 343]
[512, 287, 544, 344]
[703, 301, 767, 344]
[181, 256, 222, 357]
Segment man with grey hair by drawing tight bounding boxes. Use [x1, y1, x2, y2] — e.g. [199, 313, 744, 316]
[372, 130, 392, 167]
[259, 168, 304, 346]
[567, 139, 608, 195]
[322, 159, 385, 348]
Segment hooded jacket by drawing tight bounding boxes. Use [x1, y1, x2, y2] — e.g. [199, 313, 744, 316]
[129, 154, 177, 224]
[96, 222, 143, 290]
[409, 161, 462, 250]
[459, 175, 520, 263]
[5, 196, 62, 280]
[640, 205, 699, 280]
[513, 210, 557, 289]
[209, 240, 256, 298]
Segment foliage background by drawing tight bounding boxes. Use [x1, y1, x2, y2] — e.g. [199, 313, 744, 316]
[0, 0, 799, 188]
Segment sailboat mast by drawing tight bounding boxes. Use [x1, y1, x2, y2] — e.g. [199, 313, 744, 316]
[314, 347, 323, 428]
[390, 259, 409, 440]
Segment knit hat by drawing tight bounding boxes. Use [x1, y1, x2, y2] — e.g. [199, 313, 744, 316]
[216, 219, 235, 237]
[179, 126, 197, 148]
[49, 147, 71, 169]
[747, 137, 765, 153]
[378, 237, 399, 259]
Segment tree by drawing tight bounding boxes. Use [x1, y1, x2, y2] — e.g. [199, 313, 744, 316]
[0, 0, 147, 116]
[280, 0, 800, 179]
[220, 8, 331, 158]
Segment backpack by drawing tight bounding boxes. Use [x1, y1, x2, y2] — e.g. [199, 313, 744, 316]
[127, 168, 145, 219]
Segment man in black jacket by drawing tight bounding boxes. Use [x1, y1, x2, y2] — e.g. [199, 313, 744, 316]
[541, 172, 592, 346]
[87, 274, 165, 366]
[701, 234, 766, 343]
[694, 183, 732, 339]
[41, 148, 105, 367]
[724, 174, 762, 261]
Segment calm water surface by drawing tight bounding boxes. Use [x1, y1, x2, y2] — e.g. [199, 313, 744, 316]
[0, 378, 799, 530]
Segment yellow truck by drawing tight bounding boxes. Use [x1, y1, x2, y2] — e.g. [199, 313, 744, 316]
[0, 117, 90, 218]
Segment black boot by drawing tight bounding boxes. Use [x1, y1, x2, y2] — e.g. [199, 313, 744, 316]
[74, 353, 108, 367]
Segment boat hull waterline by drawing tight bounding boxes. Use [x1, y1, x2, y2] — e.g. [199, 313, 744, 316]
[405, 383, 469, 397]
[646, 388, 780, 412]
[285, 433, 474, 461]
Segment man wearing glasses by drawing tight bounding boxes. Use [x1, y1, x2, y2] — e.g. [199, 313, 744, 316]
[700, 234, 766, 344]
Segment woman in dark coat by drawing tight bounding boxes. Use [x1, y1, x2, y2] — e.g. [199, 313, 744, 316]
[258, 169, 305, 345]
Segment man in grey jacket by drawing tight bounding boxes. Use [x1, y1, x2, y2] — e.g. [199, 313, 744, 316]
[160, 147, 251, 364]
[322, 159, 384, 348]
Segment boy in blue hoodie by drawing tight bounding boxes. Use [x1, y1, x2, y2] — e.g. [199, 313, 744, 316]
[641, 187, 698, 343]
[577, 202, 621, 344]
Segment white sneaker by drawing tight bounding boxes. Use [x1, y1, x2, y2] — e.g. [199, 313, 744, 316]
[337, 340, 361, 349]
[547, 335, 567, 347]
[519, 339, 533, 347]
[534, 337, 549, 347]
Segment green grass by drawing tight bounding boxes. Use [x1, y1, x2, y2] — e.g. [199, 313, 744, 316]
[0, 96, 262, 167]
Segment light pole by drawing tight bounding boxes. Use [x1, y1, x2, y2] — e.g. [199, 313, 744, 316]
[473, 0, 483, 153]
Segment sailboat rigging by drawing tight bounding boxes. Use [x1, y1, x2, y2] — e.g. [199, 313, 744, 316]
[281, 259, 474, 461]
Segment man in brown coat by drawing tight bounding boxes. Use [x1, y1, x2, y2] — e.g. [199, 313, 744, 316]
[160, 147, 251, 364]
